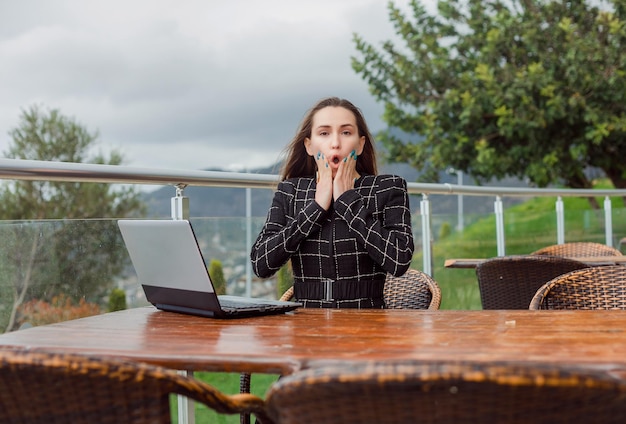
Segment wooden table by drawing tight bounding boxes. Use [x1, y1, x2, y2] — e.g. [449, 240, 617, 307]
[1, 306, 626, 374]
[444, 255, 626, 269]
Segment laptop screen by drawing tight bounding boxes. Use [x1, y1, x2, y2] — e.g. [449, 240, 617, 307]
[118, 219, 215, 293]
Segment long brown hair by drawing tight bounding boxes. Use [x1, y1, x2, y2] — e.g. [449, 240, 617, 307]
[280, 97, 378, 180]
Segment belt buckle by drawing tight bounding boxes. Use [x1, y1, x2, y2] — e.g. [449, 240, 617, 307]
[323, 278, 333, 301]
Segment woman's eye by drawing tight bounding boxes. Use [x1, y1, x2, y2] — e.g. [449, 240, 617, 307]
[342, 130, 352, 136]
[319, 131, 329, 136]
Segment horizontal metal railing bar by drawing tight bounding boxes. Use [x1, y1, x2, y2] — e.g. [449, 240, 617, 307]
[0, 158, 278, 189]
[431, 183, 626, 198]
[1, 158, 626, 198]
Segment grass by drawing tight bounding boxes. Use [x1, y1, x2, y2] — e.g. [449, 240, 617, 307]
[172, 183, 626, 422]
[171, 372, 279, 423]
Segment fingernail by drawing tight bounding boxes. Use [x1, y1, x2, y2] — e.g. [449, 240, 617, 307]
[343, 157, 347, 163]
[325, 162, 328, 168]
[351, 150, 356, 159]
[316, 152, 321, 159]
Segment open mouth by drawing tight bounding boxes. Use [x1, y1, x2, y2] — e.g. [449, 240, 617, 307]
[331, 156, 340, 165]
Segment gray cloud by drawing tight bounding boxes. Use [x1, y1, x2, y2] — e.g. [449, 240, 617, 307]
[0, 0, 415, 171]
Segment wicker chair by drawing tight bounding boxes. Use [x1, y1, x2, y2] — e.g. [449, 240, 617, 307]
[475, 255, 588, 309]
[265, 361, 626, 424]
[529, 265, 626, 310]
[240, 269, 441, 423]
[0, 349, 271, 424]
[383, 268, 442, 309]
[531, 242, 623, 257]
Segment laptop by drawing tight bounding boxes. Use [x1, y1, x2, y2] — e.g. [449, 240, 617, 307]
[117, 219, 301, 318]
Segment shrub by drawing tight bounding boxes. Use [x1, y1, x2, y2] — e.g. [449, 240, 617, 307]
[439, 221, 452, 239]
[208, 259, 226, 295]
[108, 288, 127, 312]
[18, 294, 101, 327]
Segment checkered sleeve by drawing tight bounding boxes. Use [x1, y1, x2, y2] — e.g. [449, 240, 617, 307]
[334, 175, 414, 277]
[251, 179, 327, 278]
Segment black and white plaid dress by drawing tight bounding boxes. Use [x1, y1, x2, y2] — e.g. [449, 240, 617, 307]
[251, 174, 414, 308]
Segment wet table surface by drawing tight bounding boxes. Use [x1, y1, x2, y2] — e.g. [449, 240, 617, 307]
[1, 307, 625, 375]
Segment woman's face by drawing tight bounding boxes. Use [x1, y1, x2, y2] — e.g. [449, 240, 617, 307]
[304, 106, 365, 177]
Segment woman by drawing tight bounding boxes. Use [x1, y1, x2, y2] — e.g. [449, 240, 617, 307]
[251, 97, 414, 308]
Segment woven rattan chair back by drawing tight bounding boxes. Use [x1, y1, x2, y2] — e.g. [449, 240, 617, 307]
[265, 361, 626, 424]
[279, 286, 294, 301]
[383, 269, 442, 310]
[531, 242, 623, 257]
[529, 265, 626, 310]
[0, 349, 270, 424]
[475, 255, 588, 309]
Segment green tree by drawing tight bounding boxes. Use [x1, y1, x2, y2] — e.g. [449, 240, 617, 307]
[352, 0, 626, 200]
[208, 259, 227, 295]
[0, 105, 145, 331]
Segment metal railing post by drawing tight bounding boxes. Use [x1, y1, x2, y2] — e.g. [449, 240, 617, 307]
[605, 196, 613, 247]
[556, 196, 565, 244]
[172, 185, 193, 424]
[420, 194, 433, 276]
[177, 370, 195, 424]
[245, 187, 252, 297]
[495, 196, 506, 256]
[171, 184, 189, 220]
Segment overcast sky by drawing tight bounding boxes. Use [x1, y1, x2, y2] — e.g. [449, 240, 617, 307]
[0, 0, 428, 172]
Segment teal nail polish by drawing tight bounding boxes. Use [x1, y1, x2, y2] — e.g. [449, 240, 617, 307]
[351, 149, 357, 159]
[343, 157, 347, 163]
[325, 162, 328, 168]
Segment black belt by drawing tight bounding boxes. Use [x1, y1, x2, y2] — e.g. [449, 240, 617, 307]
[294, 279, 385, 309]
[299, 298, 384, 309]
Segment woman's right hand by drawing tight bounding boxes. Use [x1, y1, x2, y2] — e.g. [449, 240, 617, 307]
[314, 151, 333, 210]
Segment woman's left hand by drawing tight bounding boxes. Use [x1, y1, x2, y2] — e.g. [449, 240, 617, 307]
[333, 150, 359, 200]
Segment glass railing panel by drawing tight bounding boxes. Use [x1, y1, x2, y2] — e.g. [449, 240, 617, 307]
[1, 206, 623, 332]
[189, 217, 275, 298]
[0, 217, 289, 334]
[0, 219, 140, 333]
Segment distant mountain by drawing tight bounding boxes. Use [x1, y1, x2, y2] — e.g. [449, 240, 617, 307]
[142, 162, 528, 218]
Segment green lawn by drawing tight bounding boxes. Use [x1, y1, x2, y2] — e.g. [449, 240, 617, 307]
[171, 372, 279, 423]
